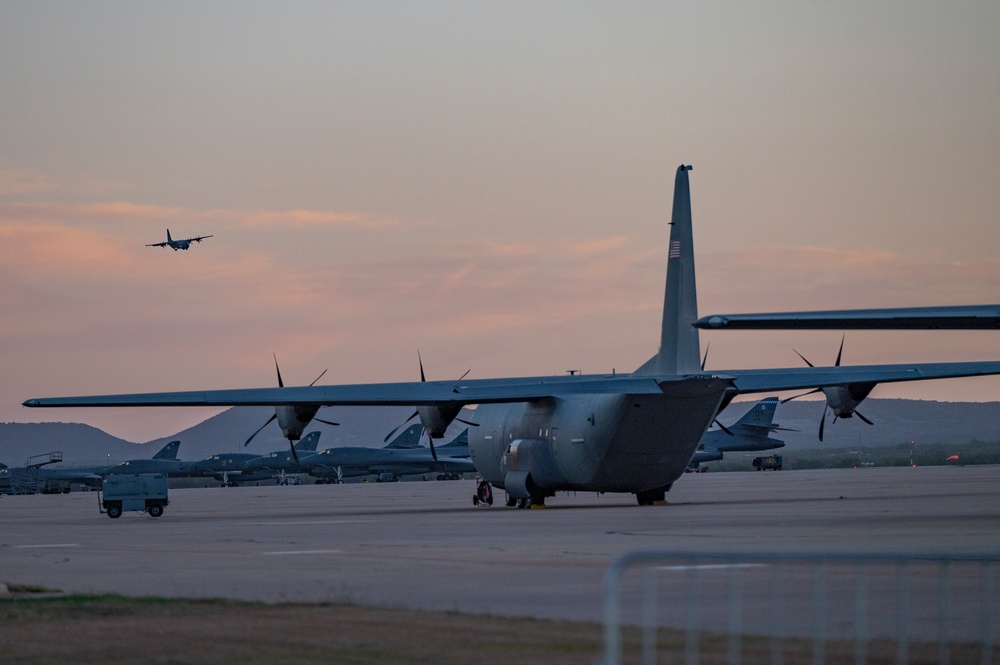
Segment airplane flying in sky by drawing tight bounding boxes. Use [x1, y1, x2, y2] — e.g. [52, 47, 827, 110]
[25, 164, 1000, 507]
[688, 397, 790, 469]
[145, 229, 213, 251]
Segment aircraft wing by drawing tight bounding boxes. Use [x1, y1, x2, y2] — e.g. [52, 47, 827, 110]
[23, 374, 672, 409]
[716, 361, 1000, 394]
[695, 305, 1000, 330]
[145, 241, 169, 248]
[186, 235, 213, 243]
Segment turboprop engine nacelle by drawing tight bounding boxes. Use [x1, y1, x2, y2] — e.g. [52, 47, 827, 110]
[276, 404, 320, 441]
[417, 403, 462, 438]
[822, 382, 876, 419]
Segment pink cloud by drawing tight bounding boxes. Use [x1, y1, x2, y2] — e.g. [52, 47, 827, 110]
[564, 234, 629, 257]
[239, 209, 400, 228]
[0, 201, 182, 223]
[0, 170, 55, 197]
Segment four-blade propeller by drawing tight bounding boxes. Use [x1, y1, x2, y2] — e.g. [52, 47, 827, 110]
[781, 336, 874, 441]
[244, 354, 339, 462]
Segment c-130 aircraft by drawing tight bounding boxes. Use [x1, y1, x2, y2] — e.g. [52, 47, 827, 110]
[145, 228, 213, 251]
[25, 165, 1000, 507]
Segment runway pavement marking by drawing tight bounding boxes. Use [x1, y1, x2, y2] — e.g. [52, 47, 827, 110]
[17, 543, 80, 549]
[262, 549, 343, 556]
[656, 563, 768, 571]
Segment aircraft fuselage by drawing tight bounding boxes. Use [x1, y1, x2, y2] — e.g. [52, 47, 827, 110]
[468, 379, 728, 502]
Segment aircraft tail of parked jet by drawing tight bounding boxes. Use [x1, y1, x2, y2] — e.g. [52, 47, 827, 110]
[384, 424, 425, 449]
[726, 397, 793, 435]
[294, 431, 322, 454]
[702, 397, 791, 453]
[151, 440, 181, 460]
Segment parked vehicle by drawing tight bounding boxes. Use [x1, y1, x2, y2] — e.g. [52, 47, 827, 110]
[99, 473, 169, 518]
[752, 455, 783, 471]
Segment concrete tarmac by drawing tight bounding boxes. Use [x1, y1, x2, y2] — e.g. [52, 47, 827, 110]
[3, 466, 999, 629]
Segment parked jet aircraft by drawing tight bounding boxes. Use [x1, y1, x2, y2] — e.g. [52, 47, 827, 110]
[25, 164, 1000, 507]
[688, 397, 790, 468]
[37, 440, 181, 486]
[184, 451, 264, 486]
[145, 229, 213, 251]
[306, 424, 469, 483]
[242, 431, 323, 475]
[308, 442, 475, 483]
[108, 440, 186, 475]
[185, 433, 323, 486]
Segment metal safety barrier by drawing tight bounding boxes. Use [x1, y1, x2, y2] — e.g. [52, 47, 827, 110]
[602, 550, 998, 665]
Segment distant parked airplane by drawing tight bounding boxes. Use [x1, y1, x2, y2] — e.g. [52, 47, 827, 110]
[35, 440, 182, 486]
[145, 229, 213, 251]
[308, 427, 474, 483]
[188, 432, 323, 486]
[688, 397, 791, 469]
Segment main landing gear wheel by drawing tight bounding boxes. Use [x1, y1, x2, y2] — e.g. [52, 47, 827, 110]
[635, 485, 669, 506]
[505, 492, 517, 507]
[473, 480, 493, 506]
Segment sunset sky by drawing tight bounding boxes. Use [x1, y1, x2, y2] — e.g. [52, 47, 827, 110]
[2, 2, 999, 442]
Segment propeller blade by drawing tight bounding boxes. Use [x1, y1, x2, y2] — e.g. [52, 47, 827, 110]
[289, 439, 299, 463]
[309, 369, 328, 386]
[273, 353, 284, 388]
[384, 411, 419, 442]
[855, 410, 874, 426]
[458, 369, 471, 381]
[418, 351, 426, 382]
[835, 335, 845, 367]
[245, 414, 277, 446]
[781, 388, 822, 404]
[428, 432, 438, 462]
[315, 418, 340, 427]
[455, 418, 480, 427]
[792, 349, 815, 368]
[714, 419, 734, 436]
[701, 342, 710, 371]
[819, 404, 829, 442]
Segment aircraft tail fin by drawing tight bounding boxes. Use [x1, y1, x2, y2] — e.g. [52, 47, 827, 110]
[441, 428, 469, 447]
[634, 164, 701, 376]
[385, 423, 424, 449]
[166, 229, 173, 243]
[152, 440, 180, 460]
[294, 431, 322, 453]
[732, 397, 780, 430]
